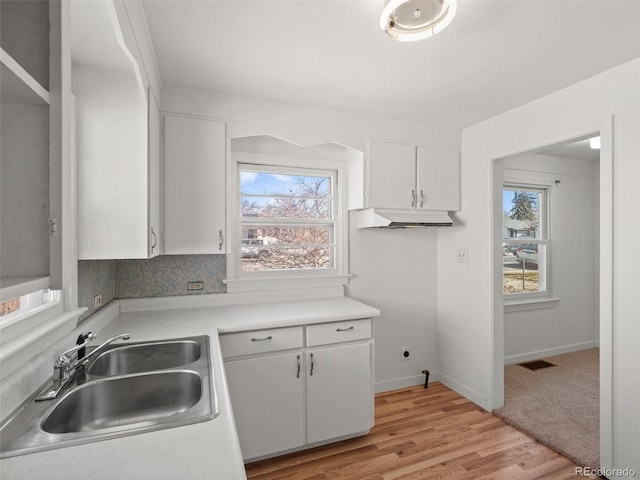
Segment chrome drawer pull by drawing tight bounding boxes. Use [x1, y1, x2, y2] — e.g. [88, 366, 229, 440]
[309, 353, 314, 376]
[336, 326, 354, 332]
[250, 336, 273, 342]
[296, 355, 301, 378]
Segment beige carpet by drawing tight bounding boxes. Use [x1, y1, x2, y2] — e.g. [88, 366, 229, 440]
[493, 348, 599, 470]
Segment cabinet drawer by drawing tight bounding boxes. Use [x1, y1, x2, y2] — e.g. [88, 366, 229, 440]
[220, 326, 304, 358]
[306, 319, 372, 347]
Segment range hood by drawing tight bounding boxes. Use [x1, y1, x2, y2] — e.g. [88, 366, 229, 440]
[355, 208, 454, 229]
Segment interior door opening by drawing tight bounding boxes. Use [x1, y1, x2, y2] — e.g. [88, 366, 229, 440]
[491, 123, 613, 470]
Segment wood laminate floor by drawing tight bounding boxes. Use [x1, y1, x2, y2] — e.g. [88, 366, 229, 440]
[245, 383, 597, 480]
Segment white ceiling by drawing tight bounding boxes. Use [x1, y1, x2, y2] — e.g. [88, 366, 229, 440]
[70, 1, 133, 72]
[142, 0, 640, 129]
[538, 138, 600, 162]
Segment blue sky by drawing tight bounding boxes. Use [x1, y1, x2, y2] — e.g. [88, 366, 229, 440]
[240, 171, 328, 196]
[503, 189, 516, 215]
[241, 172, 295, 195]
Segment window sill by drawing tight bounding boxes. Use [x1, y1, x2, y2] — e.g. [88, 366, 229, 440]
[224, 274, 352, 294]
[0, 276, 50, 303]
[0, 306, 87, 380]
[504, 297, 560, 312]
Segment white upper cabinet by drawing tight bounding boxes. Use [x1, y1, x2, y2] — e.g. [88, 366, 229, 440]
[366, 140, 460, 211]
[416, 146, 461, 211]
[73, 1, 160, 260]
[366, 141, 416, 209]
[1, 0, 62, 299]
[163, 114, 226, 255]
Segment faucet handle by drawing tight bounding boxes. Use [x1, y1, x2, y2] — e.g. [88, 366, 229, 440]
[58, 332, 97, 365]
[76, 332, 97, 360]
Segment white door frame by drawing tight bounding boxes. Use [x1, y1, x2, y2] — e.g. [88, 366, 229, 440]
[491, 116, 613, 469]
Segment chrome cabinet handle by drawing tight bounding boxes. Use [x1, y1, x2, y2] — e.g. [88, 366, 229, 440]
[296, 355, 301, 378]
[250, 336, 273, 342]
[309, 353, 314, 376]
[150, 226, 157, 253]
[336, 326, 354, 332]
[411, 189, 416, 207]
[420, 190, 425, 208]
[218, 229, 224, 251]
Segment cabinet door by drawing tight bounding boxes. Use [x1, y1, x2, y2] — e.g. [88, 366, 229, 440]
[147, 88, 161, 257]
[367, 140, 416, 209]
[416, 146, 460, 211]
[164, 115, 226, 254]
[306, 342, 373, 444]
[224, 352, 305, 460]
[76, 65, 149, 259]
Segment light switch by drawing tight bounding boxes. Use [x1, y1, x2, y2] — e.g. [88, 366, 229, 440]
[456, 248, 469, 263]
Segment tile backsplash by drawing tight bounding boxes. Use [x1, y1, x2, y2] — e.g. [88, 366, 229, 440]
[77, 260, 115, 322]
[115, 254, 226, 298]
[78, 255, 226, 321]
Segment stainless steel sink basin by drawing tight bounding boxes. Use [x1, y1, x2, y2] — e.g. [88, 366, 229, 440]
[0, 335, 218, 458]
[42, 371, 202, 433]
[86, 340, 201, 376]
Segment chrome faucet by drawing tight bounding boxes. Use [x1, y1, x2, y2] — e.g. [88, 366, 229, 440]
[36, 332, 130, 401]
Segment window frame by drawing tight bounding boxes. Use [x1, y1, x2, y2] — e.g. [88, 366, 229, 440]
[227, 151, 350, 291]
[238, 163, 338, 276]
[502, 183, 551, 302]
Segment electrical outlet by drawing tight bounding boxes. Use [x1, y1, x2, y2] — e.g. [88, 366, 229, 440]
[94, 294, 102, 309]
[401, 347, 412, 361]
[456, 248, 469, 263]
[187, 281, 204, 291]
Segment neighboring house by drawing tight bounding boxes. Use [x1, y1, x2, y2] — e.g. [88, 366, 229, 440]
[503, 217, 536, 239]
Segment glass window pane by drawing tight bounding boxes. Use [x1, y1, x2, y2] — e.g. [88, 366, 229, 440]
[0, 297, 21, 316]
[503, 243, 547, 294]
[240, 172, 330, 197]
[241, 245, 333, 271]
[503, 189, 542, 240]
[239, 165, 336, 274]
[241, 225, 331, 246]
[241, 196, 331, 220]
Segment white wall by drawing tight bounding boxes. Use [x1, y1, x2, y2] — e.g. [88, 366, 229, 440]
[347, 212, 439, 391]
[502, 154, 599, 363]
[437, 58, 640, 474]
[162, 88, 460, 390]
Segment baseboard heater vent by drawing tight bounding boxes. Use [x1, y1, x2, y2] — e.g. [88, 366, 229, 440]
[517, 359, 556, 371]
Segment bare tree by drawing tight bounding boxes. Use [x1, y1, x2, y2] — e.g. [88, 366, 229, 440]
[242, 176, 331, 270]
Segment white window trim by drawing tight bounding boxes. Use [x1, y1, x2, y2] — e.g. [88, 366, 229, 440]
[226, 151, 350, 293]
[502, 182, 553, 304]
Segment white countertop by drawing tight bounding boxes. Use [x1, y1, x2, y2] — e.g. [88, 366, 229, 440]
[0, 296, 379, 480]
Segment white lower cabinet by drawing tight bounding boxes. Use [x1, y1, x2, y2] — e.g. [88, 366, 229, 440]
[221, 319, 374, 461]
[305, 342, 373, 444]
[224, 352, 305, 460]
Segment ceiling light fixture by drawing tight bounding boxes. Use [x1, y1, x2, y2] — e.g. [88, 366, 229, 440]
[380, 0, 457, 42]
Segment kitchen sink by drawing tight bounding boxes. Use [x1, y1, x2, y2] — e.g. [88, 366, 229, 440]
[0, 335, 218, 458]
[42, 371, 203, 434]
[86, 340, 201, 376]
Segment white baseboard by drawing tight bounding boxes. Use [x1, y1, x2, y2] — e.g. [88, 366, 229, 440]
[438, 372, 492, 412]
[504, 341, 599, 365]
[375, 372, 436, 393]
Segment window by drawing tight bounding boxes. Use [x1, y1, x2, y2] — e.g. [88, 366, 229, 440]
[239, 164, 337, 274]
[502, 185, 549, 298]
[0, 289, 61, 331]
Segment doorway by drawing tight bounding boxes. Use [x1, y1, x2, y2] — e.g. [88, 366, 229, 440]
[491, 119, 613, 469]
